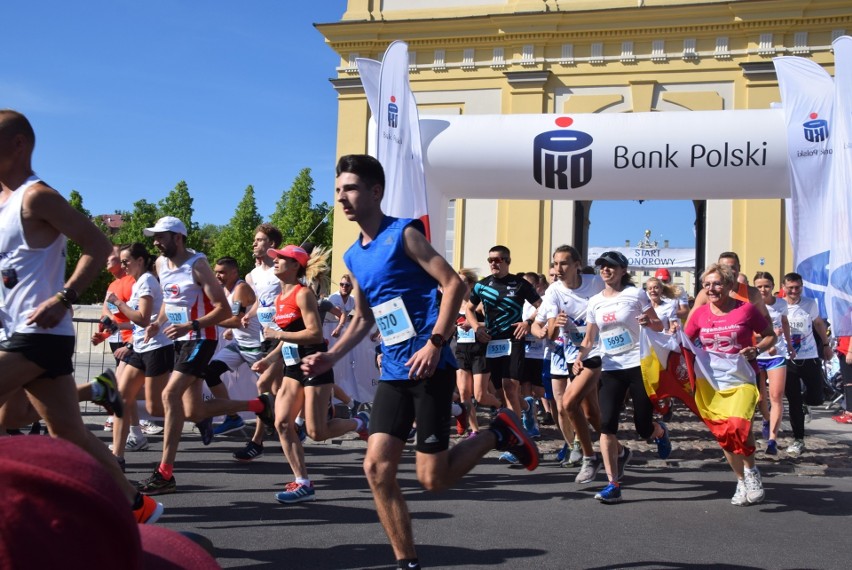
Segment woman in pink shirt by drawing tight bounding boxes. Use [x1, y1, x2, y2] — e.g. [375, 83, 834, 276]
[684, 263, 775, 507]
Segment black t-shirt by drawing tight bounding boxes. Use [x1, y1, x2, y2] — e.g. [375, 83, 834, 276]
[470, 274, 540, 340]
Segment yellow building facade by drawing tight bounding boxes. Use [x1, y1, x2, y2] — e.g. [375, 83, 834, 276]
[318, 0, 848, 290]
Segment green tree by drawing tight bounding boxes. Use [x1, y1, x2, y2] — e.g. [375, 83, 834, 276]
[66, 190, 112, 304]
[111, 199, 159, 246]
[269, 168, 333, 249]
[158, 180, 202, 251]
[197, 223, 223, 257]
[212, 185, 263, 276]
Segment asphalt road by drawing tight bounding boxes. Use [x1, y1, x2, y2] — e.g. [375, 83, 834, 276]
[83, 408, 851, 570]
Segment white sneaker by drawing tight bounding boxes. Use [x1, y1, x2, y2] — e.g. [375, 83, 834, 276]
[743, 468, 765, 504]
[126, 433, 150, 452]
[731, 479, 748, 506]
[141, 420, 164, 435]
[786, 439, 805, 457]
[103, 417, 113, 432]
[568, 441, 583, 465]
[575, 456, 602, 484]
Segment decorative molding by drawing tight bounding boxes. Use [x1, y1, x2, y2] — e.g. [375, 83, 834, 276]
[434, 49, 446, 70]
[345, 52, 359, 74]
[682, 38, 697, 60]
[651, 39, 667, 62]
[492, 47, 506, 69]
[791, 32, 809, 55]
[591, 42, 604, 65]
[521, 44, 536, 67]
[462, 48, 475, 70]
[758, 33, 775, 55]
[504, 70, 551, 88]
[560, 44, 575, 65]
[330, 78, 365, 94]
[740, 61, 776, 80]
[621, 41, 636, 63]
[714, 36, 731, 60]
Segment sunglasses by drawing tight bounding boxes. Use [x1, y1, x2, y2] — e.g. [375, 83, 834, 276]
[487, 257, 507, 264]
[339, 282, 352, 287]
[120, 259, 132, 266]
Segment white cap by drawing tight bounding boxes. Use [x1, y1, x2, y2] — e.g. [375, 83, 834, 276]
[143, 216, 187, 237]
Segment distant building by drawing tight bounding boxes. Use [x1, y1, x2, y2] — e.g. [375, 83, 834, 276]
[98, 214, 125, 234]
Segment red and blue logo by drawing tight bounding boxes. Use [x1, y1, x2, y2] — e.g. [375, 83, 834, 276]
[387, 96, 399, 129]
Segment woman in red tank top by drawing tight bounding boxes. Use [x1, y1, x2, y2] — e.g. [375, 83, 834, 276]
[251, 245, 368, 504]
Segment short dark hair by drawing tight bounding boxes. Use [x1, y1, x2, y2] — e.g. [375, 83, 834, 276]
[255, 223, 282, 249]
[753, 271, 775, 285]
[215, 257, 239, 271]
[718, 251, 741, 266]
[0, 110, 35, 147]
[783, 272, 803, 284]
[490, 245, 511, 259]
[336, 154, 385, 191]
[122, 242, 155, 272]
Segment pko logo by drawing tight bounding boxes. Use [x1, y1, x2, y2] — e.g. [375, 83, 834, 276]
[803, 112, 829, 143]
[387, 96, 399, 129]
[533, 117, 593, 190]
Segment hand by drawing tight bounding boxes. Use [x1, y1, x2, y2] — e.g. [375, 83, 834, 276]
[405, 343, 440, 381]
[512, 321, 530, 340]
[106, 292, 118, 305]
[788, 348, 797, 360]
[251, 359, 269, 374]
[91, 331, 107, 346]
[144, 322, 159, 343]
[301, 352, 335, 377]
[241, 314, 252, 328]
[263, 327, 279, 341]
[555, 312, 568, 328]
[459, 320, 472, 332]
[113, 346, 131, 361]
[636, 314, 650, 327]
[163, 322, 190, 340]
[572, 358, 585, 376]
[740, 346, 759, 360]
[26, 296, 68, 329]
[332, 326, 342, 338]
[474, 326, 491, 343]
[822, 345, 834, 361]
[370, 330, 382, 343]
[222, 329, 233, 340]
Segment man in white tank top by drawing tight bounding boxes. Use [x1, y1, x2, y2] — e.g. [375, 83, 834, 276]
[137, 216, 275, 496]
[0, 110, 163, 524]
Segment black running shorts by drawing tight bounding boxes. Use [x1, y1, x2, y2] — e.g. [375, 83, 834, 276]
[126, 345, 175, 377]
[173, 340, 218, 377]
[0, 333, 75, 378]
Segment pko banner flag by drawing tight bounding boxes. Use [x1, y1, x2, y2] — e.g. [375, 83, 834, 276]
[826, 36, 852, 337]
[418, 110, 790, 201]
[773, 56, 835, 318]
[357, 41, 431, 240]
[679, 332, 759, 457]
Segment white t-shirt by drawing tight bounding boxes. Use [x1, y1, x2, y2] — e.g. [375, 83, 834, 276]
[130, 272, 172, 353]
[538, 275, 604, 366]
[758, 297, 789, 360]
[786, 296, 821, 360]
[586, 286, 652, 370]
[652, 299, 679, 332]
[522, 300, 547, 359]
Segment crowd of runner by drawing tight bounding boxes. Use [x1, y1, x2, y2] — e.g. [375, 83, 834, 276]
[1, 110, 850, 570]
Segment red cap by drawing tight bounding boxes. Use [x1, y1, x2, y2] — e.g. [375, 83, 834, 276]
[267, 245, 309, 268]
[0, 436, 220, 570]
[654, 268, 671, 281]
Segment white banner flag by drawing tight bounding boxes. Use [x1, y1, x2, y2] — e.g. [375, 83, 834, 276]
[827, 36, 852, 336]
[773, 56, 835, 317]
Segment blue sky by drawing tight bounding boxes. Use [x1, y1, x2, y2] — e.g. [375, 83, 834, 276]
[2, 0, 695, 248]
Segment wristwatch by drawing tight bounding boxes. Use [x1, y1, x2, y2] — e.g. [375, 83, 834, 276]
[429, 334, 446, 348]
[191, 320, 201, 333]
[755, 346, 762, 355]
[525, 318, 534, 327]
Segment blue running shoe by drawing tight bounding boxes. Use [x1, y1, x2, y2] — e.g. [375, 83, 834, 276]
[355, 411, 371, 441]
[527, 425, 541, 440]
[594, 483, 622, 504]
[214, 415, 246, 436]
[556, 443, 569, 463]
[761, 420, 770, 441]
[655, 421, 672, 460]
[765, 439, 778, 456]
[499, 451, 520, 464]
[275, 481, 315, 504]
[196, 418, 214, 446]
[296, 422, 307, 442]
[521, 396, 536, 433]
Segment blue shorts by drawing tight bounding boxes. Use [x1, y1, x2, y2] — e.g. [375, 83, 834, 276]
[758, 356, 786, 371]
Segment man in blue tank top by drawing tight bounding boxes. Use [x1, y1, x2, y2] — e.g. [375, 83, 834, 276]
[302, 154, 539, 570]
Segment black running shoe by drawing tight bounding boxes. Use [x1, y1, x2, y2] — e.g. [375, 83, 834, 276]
[94, 369, 124, 419]
[196, 417, 214, 446]
[233, 441, 264, 462]
[136, 469, 176, 496]
[257, 393, 275, 428]
[489, 409, 540, 471]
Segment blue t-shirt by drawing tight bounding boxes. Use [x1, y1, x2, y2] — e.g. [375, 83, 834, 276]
[344, 216, 456, 380]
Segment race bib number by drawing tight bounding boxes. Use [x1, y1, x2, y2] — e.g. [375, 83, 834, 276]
[371, 297, 416, 346]
[789, 319, 807, 336]
[257, 306, 276, 326]
[165, 304, 189, 325]
[280, 342, 300, 366]
[457, 327, 476, 344]
[525, 334, 546, 359]
[568, 325, 587, 348]
[486, 339, 512, 358]
[600, 326, 635, 356]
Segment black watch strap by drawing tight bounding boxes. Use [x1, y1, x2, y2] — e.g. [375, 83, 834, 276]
[429, 333, 446, 348]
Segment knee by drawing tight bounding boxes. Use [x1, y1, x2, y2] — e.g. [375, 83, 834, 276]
[363, 456, 394, 486]
[161, 387, 183, 407]
[418, 470, 449, 493]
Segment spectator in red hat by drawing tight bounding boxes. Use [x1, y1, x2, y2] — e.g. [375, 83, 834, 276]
[654, 267, 689, 322]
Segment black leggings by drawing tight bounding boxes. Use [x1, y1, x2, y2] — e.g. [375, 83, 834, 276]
[785, 358, 824, 439]
[598, 366, 655, 439]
